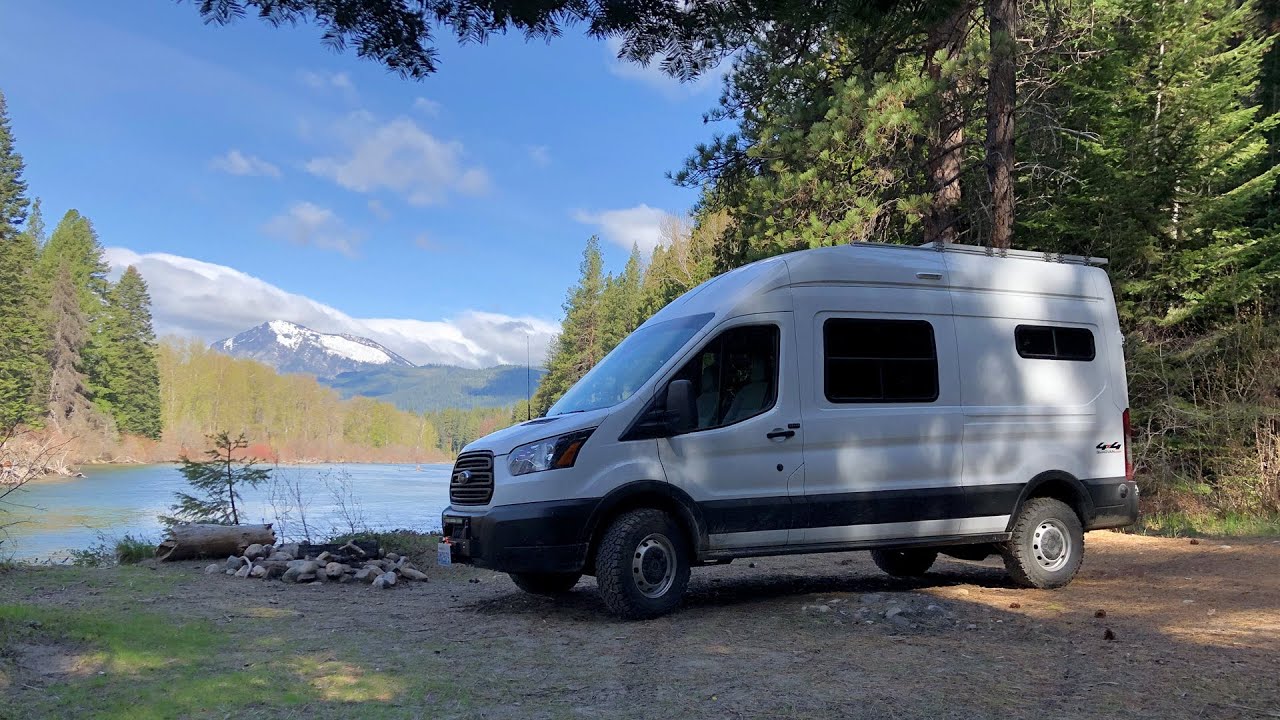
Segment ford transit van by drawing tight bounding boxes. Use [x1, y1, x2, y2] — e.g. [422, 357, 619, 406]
[442, 242, 1138, 619]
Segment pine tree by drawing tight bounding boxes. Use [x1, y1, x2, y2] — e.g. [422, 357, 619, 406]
[600, 244, 645, 351]
[0, 93, 40, 428]
[38, 210, 112, 410]
[45, 265, 97, 431]
[530, 236, 605, 415]
[165, 432, 271, 525]
[100, 267, 162, 439]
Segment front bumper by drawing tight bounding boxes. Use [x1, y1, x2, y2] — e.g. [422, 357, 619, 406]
[442, 498, 599, 574]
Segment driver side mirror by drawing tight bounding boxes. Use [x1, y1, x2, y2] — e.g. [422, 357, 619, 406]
[664, 379, 696, 435]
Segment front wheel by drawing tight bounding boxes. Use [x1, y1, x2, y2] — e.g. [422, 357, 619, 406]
[594, 509, 691, 620]
[509, 572, 582, 595]
[1001, 497, 1085, 589]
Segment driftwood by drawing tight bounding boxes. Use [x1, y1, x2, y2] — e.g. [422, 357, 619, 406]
[156, 523, 276, 561]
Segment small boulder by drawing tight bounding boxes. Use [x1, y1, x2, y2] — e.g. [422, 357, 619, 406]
[249, 565, 268, 579]
[276, 543, 299, 559]
[266, 552, 292, 562]
[204, 563, 222, 575]
[225, 568, 238, 576]
[371, 571, 398, 589]
[316, 551, 332, 563]
[295, 571, 318, 583]
[399, 567, 428, 582]
[234, 563, 252, 579]
[354, 567, 379, 584]
[244, 543, 266, 560]
[386, 552, 400, 562]
[325, 562, 349, 579]
[226, 555, 245, 571]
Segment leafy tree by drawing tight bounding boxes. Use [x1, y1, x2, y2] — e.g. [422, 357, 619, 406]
[531, 236, 606, 415]
[0, 95, 41, 427]
[166, 431, 271, 525]
[99, 267, 163, 438]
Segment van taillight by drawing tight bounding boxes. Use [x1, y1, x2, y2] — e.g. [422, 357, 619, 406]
[1123, 408, 1134, 481]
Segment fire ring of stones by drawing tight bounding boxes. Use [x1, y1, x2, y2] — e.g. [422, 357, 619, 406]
[204, 540, 428, 589]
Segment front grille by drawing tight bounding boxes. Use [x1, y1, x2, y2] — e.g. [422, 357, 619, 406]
[449, 451, 494, 505]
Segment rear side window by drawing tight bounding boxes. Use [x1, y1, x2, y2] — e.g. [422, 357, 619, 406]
[1015, 325, 1095, 361]
[824, 319, 938, 403]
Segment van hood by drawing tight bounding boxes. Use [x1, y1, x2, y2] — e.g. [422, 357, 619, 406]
[459, 407, 613, 457]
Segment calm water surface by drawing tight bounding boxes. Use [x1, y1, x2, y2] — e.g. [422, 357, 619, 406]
[1, 463, 452, 561]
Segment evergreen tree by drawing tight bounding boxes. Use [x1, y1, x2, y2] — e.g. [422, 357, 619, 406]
[531, 236, 606, 415]
[165, 431, 271, 525]
[45, 265, 97, 431]
[0, 94, 40, 427]
[99, 267, 162, 438]
[600, 244, 645, 351]
[37, 210, 112, 408]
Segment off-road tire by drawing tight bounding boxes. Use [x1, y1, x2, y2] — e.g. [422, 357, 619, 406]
[509, 572, 582, 595]
[870, 548, 938, 577]
[594, 509, 691, 620]
[1002, 497, 1085, 589]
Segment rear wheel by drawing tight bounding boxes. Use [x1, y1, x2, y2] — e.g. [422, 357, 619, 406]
[1002, 497, 1084, 589]
[870, 548, 938, 577]
[594, 509, 691, 620]
[509, 572, 582, 595]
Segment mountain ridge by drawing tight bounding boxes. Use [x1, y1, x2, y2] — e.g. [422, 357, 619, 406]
[213, 320, 414, 378]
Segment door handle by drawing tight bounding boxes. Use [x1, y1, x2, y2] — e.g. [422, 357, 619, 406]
[766, 429, 796, 440]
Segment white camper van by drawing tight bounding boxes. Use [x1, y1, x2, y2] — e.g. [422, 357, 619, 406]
[442, 242, 1137, 619]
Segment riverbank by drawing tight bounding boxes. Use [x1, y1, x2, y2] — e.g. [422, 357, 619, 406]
[2, 532, 1278, 719]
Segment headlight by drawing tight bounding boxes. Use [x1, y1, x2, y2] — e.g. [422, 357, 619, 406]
[508, 429, 595, 476]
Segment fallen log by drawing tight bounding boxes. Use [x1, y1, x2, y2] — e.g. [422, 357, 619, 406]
[155, 523, 276, 561]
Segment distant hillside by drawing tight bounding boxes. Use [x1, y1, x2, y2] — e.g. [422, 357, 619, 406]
[323, 364, 546, 413]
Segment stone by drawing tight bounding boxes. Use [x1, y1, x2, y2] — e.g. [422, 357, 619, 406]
[316, 551, 332, 563]
[377, 571, 398, 588]
[354, 567, 379, 584]
[885, 607, 905, 619]
[244, 543, 265, 560]
[889, 615, 913, 628]
[325, 562, 349, 579]
[204, 563, 222, 575]
[226, 555, 245, 571]
[296, 571, 318, 583]
[234, 563, 252, 579]
[338, 573, 355, 584]
[386, 552, 400, 562]
[264, 564, 288, 580]
[266, 552, 291, 562]
[249, 565, 268, 579]
[276, 543, 299, 559]
[399, 567, 428, 582]
[225, 569, 237, 576]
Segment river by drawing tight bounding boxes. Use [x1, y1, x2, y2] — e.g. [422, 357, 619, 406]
[0, 463, 453, 561]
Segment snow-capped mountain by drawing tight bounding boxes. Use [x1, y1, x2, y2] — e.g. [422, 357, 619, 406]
[213, 321, 414, 378]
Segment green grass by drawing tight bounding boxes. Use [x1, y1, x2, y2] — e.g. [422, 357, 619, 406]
[0, 566, 474, 719]
[1134, 511, 1280, 537]
[67, 533, 156, 567]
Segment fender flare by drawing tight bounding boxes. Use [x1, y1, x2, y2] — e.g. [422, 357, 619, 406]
[1007, 470, 1096, 530]
[583, 480, 709, 556]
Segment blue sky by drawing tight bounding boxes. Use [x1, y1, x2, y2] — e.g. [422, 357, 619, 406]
[0, 2, 727, 366]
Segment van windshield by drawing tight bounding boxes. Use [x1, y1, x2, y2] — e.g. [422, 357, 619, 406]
[548, 313, 714, 416]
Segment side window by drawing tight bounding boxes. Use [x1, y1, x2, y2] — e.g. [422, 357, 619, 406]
[1015, 325, 1095, 361]
[671, 324, 779, 430]
[824, 319, 938, 403]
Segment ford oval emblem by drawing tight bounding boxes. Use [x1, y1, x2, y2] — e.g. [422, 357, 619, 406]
[452, 470, 472, 485]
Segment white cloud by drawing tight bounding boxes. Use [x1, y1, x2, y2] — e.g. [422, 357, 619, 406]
[301, 70, 358, 101]
[210, 149, 281, 178]
[413, 96, 441, 116]
[526, 144, 551, 167]
[604, 37, 729, 100]
[262, 201, 363, 257]
[574, 204, 675, 254]
[305, 113, 490, 206]
[367, 199, 391, 221]
[103, 248, 557, 367]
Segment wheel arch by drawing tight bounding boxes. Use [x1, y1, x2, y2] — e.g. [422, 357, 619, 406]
[583, 481, 706, 571]
[1008, 470, 1095, 531]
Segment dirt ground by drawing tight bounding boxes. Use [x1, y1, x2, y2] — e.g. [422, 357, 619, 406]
[2, 532, 1279, 719]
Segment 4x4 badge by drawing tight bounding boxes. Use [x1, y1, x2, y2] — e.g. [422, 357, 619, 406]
[1095, 441, 1122, 453]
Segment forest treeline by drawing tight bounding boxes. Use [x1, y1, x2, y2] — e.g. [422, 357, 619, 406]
[0, 91, 161, 445]
[157, 339, 522, 463]
[536, 0, 1280, 524]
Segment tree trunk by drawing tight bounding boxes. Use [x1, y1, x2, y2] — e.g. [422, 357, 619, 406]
[985, 0, 1018, 249]
[924, 3, 973, 244]
[155, 523, 275, 561]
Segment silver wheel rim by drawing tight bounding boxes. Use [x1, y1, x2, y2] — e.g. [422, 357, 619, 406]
[1032, 519, 1072, 572]
[631, 533, 677, 599]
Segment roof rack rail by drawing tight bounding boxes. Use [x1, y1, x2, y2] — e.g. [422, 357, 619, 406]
[913, 240, 1107, 267]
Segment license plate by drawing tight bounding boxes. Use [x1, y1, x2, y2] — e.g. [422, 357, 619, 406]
[437, 540, 453, 567]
